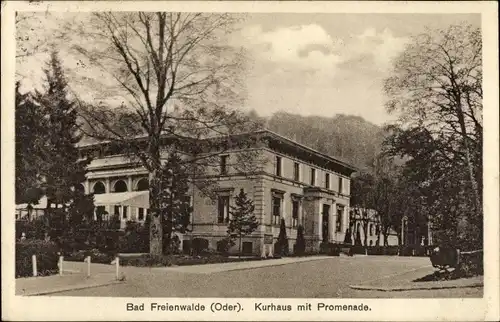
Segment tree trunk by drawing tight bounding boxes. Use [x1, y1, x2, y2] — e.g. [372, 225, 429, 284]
[149, 168, 163, 256]
[454, 90, 482, 217]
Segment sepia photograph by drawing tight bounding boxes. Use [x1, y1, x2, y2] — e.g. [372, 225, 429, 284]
[2, 1, 499, 321]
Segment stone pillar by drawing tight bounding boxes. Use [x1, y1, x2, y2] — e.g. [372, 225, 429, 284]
[317, 204, 322, 243]
[85, 180, 90, 195]
[128, 176, 133, 192]
[105, 178, 111, 193]
[330, 200, 336, 242]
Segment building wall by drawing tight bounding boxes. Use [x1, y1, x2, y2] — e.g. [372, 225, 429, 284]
[80, 141, 354, 255]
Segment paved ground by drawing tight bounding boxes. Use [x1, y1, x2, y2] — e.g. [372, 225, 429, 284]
[45, 256, 483, 298]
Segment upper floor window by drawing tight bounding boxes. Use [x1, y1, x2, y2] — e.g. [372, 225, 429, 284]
[325, 173, 330, 189]
[275, 156, 282, 177]
[293, 162, 300, 181]
[310, 168, 316, 186]
[217, 195, 230, 224]
[220, 155, 228, 175]
[338, 177, 343, 194]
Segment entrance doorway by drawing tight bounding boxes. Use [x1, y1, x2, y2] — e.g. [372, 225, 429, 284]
[322, 204, 331, 242]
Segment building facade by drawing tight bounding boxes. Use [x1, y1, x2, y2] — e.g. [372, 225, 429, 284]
[75, 130, 357, 255]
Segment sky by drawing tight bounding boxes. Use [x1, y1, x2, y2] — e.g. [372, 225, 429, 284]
[16, 12, 480, 126]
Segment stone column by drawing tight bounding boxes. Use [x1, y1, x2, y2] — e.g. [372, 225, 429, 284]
[128, 177, 133, 192]
[105, 178, 111, 194]
[330, 201, 336, 242]
[317, 203, 322, 243]
[85, 180, 90, 195]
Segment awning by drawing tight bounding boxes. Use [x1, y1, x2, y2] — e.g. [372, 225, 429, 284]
[16, 196, 49, 210]
[94, 191, 149, 208]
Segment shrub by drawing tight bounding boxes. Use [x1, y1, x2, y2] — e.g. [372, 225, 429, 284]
[16, 218, 48, 240]
[119, 221, 149, 253]
[65, 248, 114, 264]
[217, 237, 235, 255]
[458, 250, 483, 276]
[16, 240, 59, 278]
[319, 242, 340, 256]
[294, 225, 306, 256]
[275, 218, 289, 256]
[120, 254, 174, 267]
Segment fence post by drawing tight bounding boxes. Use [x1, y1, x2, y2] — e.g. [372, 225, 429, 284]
[115, 256, 120, 280]
[32, 255, 37, 277]
[87, 256, 91, 277]
[59, 255, 64, 276]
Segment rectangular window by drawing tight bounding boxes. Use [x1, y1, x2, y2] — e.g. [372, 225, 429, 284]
[336, 206, 344, 232]
[138, 208, 145, 221]
[275, 156, 282, 177]
[122, 206, 128, 220]
[220, 155, 228, 175]
[292, 200, 299, 228]
[293, 162, 300, 181]
[114, 205, 121, 216]
[338, 177, 343, 194]
[310, 168, 316, 186]
[272, 196, 281, 225]
[217, 195, 230, 223]
[325, 173, 330, 189]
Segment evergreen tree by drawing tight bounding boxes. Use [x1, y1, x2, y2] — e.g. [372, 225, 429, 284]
[36, 51, 91, 225]
[227, 189, 259, 257]
[15, 82, 47, 206]
[275, 218, 289, 256]
[294, 224, 306, 256]
[159, 151, 193, 254]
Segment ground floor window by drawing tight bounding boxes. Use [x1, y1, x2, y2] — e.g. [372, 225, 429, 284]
[336, 205, 344, 232]
[242, 242, 253, 255]
[122, 206, 128, 220]
[292, 200, 299, 228]
[272, 196, 281, 225]
[217, 195, 230, 223]
[138, 208, 145, 221]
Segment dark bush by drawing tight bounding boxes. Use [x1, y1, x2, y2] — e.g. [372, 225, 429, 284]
[119, 253, 264, 267]
[458, 250, 483, 276]
[16, 240, 59, 278]
[294, 225, 306, 256]
[319, 242, 340, 256]
[65, 248, 114, 264]
[192, 238, 209, 256]
[119, 221, 149, 253]
[216, 238, 235, 255]
[16, 218, 48, 240]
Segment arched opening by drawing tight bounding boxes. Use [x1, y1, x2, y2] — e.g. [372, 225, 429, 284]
[113, 180, 128, 193]
[93, 181, 106, 194]
[75, 183, 85, 194]
[136, 178, 149, 191]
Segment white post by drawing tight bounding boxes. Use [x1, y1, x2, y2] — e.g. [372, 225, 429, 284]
[115, 256, 120, 280]
[86, 256, 91, 277]
[32, 255, 37, 277]
[59, 256, 64, 276]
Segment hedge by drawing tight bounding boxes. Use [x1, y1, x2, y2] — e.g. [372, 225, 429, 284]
[119, 254, 264, 267]
[16, 240, 59, 278]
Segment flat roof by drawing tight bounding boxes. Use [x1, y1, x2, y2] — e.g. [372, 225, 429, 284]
[78, 129, 358, 173]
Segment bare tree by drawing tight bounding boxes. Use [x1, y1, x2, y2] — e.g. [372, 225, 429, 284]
[72, 12, 260, 255]
[384, 24, 482, 217]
